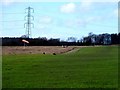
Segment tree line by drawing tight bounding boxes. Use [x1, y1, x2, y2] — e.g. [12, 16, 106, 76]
[1, 33, 120, 46]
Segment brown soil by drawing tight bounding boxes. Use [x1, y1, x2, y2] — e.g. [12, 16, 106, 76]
[2, 46, 82, 55]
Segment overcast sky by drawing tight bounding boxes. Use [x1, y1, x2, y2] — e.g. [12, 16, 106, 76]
[0, 0, 118, 40]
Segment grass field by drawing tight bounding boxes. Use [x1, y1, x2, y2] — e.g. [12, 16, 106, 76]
[2, 46, 118, 88]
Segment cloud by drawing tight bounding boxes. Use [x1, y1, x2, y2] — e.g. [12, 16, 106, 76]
[39, 16, 53, 24]
[105, 8, 118, 18]
[79, 0, 118, 3]
[38, 24, 46, 29]
[1, 0, 15, 6]
[60, 3, 76, 13]
[80, 0, 94, 11]
[75, 17, 97, 27]
[58, 16, 102, 29]
[36, 16, 53, 30]
[81, 0, 93, 7]
[59, 19, 86, 29]
[0, 0, 119, 4]
[76, 19, 88, 27]
[113, 9, 118, 17]
[65, 20, 74, 27]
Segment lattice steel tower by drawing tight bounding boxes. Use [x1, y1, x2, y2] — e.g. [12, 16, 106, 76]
[24, 7, 34, 38]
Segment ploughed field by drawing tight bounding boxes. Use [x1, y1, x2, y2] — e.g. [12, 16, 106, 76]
[2, 46, 118, 88]
[2, 46, 80, 55]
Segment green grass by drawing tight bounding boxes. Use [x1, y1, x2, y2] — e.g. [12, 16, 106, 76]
[2, 46, 118, 88]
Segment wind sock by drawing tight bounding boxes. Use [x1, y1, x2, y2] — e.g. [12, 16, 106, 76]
[22, 39, 29, 43]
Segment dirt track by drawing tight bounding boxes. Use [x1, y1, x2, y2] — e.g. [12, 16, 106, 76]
[2, 46, 82, 55]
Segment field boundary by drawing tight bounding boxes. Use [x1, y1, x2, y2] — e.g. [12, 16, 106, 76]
[63, 47, 81, 54]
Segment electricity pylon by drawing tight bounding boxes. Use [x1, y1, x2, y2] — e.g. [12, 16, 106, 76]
[24, 6, 34, 38]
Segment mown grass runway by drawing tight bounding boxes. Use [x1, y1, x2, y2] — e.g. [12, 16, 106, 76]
[2, 46, 118, 88]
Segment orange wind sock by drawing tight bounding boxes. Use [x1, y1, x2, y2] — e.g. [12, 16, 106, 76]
[22, 39, 29, 43]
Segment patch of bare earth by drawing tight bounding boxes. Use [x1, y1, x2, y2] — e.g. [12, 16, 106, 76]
[2, 46, 83, 55]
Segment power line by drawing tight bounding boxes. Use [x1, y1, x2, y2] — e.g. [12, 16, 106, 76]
[2, 28, 24, 30]
[0, 13, 25, 14]
[0, 20, 24, 22]
[0, 11, 42, 14]
[0, 11, 117, 30]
